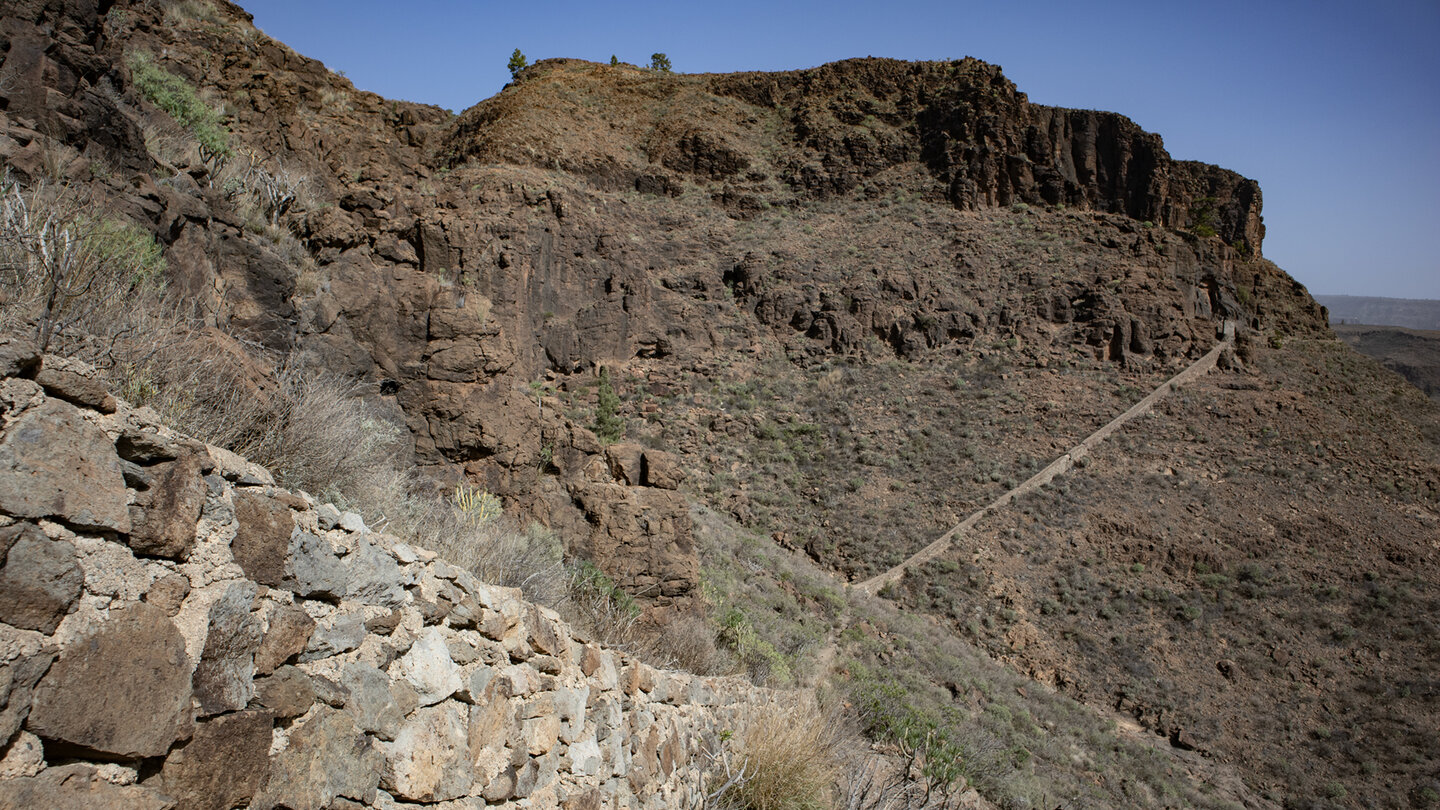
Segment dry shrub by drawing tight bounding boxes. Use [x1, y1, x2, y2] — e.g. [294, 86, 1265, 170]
[372, 479, 569, 607]
[0, 171, 166, 350]
[709, 699, 843, 810]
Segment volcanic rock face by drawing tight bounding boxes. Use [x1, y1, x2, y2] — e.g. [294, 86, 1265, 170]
[0, 0, 1322, 613]
[15, 5, 1432, 805]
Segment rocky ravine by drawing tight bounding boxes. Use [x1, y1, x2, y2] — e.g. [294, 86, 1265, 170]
[0, 0, 1321, 616]
[0, 340, 791, 809]
[5, 1, 1437, 806]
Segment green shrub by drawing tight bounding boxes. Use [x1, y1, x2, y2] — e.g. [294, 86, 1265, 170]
[127, 51, 231, 167]
[1189, 196, 1218, 238]
[848, 665, 972, 799]
[594, 366, 624, 443]
[719, 607, 792, 684]
[649, 52, 672, 72]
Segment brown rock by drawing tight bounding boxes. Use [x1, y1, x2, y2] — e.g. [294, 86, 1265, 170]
[231, 491, 294, 587]
[571, 483, 699, 605]
[0, 398, 130, 533]
[605, 443, 644, 485]
[526, 604, 566, 657]
[142, 573, 191, 616]
[192, 581, 262, 715]
[641, 449, 684, 489]
[161, 709, 274, 810]
[0, 336, 41, 379]
[0, 522, 83, 633]
[114, 429, 180, 464]
[0, 763, 175, 810]
[564, 789, 602, 810]
[254, 602, 316, 675]
[35, 356, 116, 413]
[127, 451, 206, 560]
[364, 608, 402, 635]
[27, 602, 194, 759]
[251, 706, 382, 810]
[252, 665, 317, 719]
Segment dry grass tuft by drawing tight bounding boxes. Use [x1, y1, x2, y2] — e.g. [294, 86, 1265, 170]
[709, 700, 842, 810]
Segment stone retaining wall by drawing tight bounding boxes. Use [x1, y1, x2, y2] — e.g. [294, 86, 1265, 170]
[0, 339, 787, 809]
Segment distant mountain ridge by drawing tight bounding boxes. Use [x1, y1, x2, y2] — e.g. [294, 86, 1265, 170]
[1317, 294, 1440, 329]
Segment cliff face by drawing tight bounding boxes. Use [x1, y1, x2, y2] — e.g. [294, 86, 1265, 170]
[0, 0, 1327, 631]
[0, 343, 786, 808]
[452, 57, 1265, 254]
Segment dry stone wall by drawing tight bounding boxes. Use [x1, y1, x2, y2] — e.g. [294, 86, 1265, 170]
[0, 337, 789, 810]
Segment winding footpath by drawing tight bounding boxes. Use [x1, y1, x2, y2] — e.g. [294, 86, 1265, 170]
[853, 321, 1235, 597]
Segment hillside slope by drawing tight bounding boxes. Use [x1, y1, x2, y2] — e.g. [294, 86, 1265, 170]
[2, 1, 1436, 807]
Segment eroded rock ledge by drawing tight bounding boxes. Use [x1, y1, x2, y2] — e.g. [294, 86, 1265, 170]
[0, 340, 789, 809]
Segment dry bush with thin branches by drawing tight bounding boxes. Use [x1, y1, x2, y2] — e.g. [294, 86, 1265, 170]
[706, 699, 843, 810]
[0, 171, 165, 351]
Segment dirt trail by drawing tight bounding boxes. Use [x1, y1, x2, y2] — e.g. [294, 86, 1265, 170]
[854, 322, 1235, 596]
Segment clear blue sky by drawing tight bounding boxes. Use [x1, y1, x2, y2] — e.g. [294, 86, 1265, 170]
[238, 0, 1440, 300]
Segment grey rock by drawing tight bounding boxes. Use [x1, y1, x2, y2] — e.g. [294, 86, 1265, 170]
[253, 602, 315, 675]
[340, 662, 404, 740]
[160, 709, 274, 810]
[309, 673, 350, 708]
[336, 511, 366, 533]
[0, 763, 175, 810]
[300, 610, 366, 662]
[393, 627, 461, 706]
[27, 602, 194, 759]
[382, 702, 472, 802]
[193, 581, 261, 715]
[0, 522, 83, 633]
[126, 451, 206, 560]
[345, 536, 406, 608]
[0, 647, 54, 745]
[0, 398, 130, 533]
[118, 459, 153, 490]
[230, 491, 294, 587]
[286, 530, 347, 600]
[252, 706, 382, 810]
[252, 666, 316, 719]
[314, 503, 341, 530]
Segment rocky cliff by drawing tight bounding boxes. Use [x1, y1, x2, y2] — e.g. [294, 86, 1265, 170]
[0, 340, 790, 809]
[0, 0, 1325, 615]
[7, 2, 1434, 807]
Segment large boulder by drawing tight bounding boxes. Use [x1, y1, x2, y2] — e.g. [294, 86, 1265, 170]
[0, 398, 130, 533]
[381, 702, 473, 802]
[230, 492, 294, 587]
[26, 602, 194, 759]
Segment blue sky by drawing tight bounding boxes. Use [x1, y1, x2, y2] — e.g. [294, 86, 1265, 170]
[238, 0, 1440, 299]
